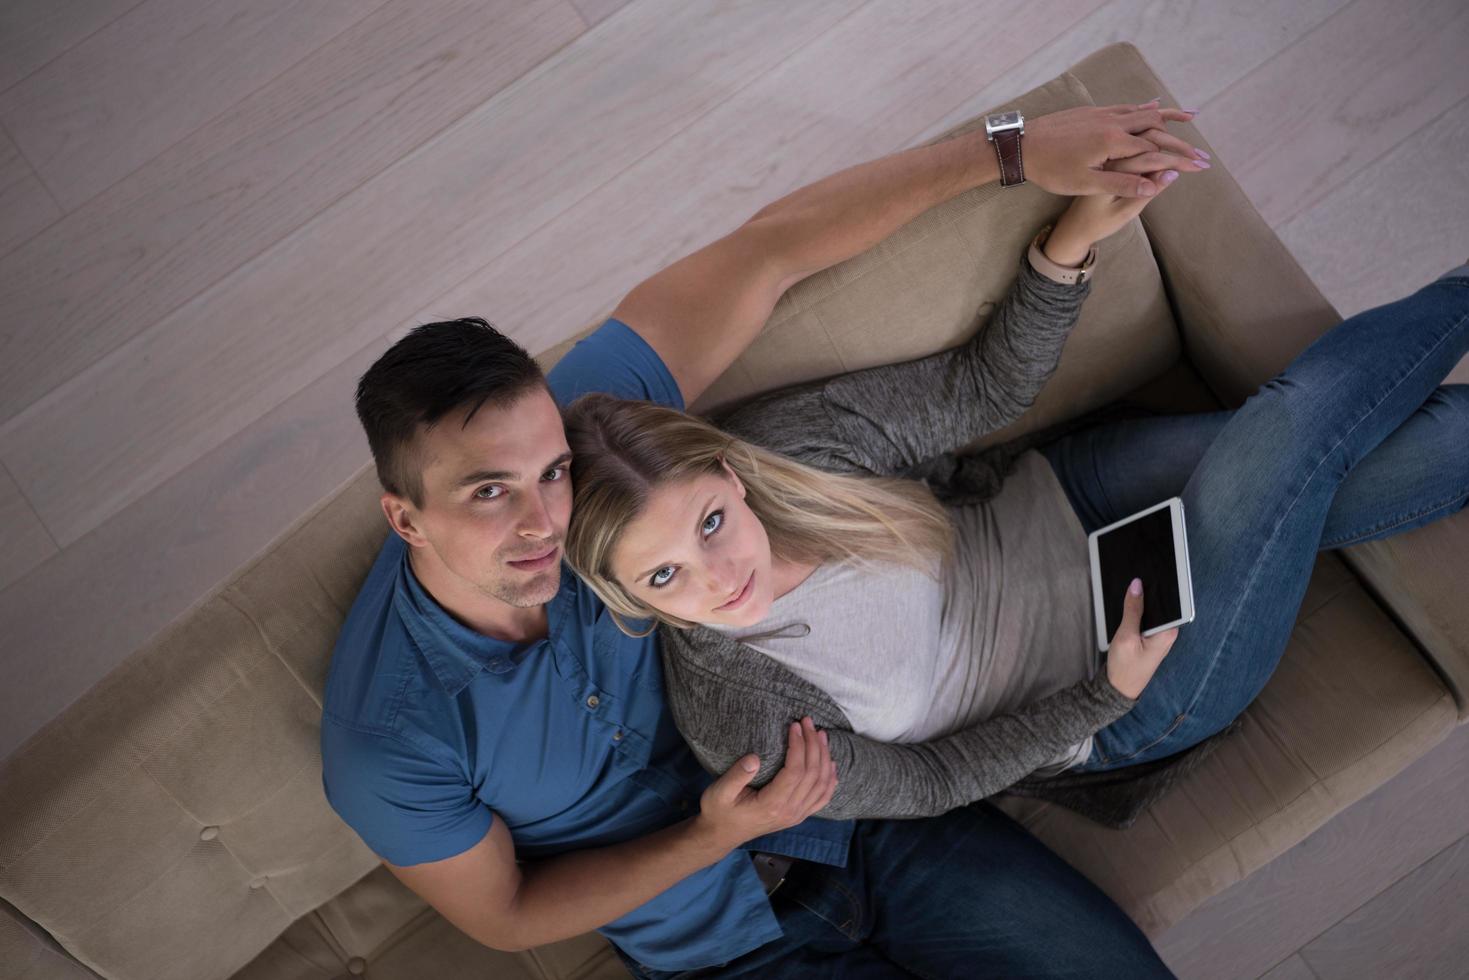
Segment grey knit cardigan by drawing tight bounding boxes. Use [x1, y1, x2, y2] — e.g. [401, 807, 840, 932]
[656, 250, 1172, 823]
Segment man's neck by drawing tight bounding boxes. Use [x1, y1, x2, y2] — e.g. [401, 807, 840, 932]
[408, 548, 550, 645]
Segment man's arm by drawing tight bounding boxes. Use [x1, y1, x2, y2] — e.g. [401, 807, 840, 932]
[382, 719, 837, 952]
[613, 101, 1202, 405]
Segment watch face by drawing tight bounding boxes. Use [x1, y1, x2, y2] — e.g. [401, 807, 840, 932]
[990, 111, 1021, 127]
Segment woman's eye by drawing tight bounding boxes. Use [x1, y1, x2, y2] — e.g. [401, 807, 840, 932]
[649, 566, 676, 588]
[474, 485, 503, 500]
[702, 509, 724, 537]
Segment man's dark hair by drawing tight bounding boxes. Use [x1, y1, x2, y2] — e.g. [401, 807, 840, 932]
[355, 317, 547, 507]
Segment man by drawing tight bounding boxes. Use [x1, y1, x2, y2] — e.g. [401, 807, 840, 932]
[322, 99, 1205, 976]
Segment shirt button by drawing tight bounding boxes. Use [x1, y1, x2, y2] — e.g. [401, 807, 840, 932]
[586, 695, 600, 708]
[612, 730, 623, 741]
[248, 877, 267, 890]
[199, 826, 219, 841]
[346, 957, 367, 975]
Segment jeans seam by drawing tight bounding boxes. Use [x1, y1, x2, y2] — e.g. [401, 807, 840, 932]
[1102, 711, 1191, 765]
[793, 870, 865, 942]
[1319, 487, 1469, 548]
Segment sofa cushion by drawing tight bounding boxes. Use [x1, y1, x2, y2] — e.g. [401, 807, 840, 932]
[995, 553, 1457, 935]
[230, 867, 624, 980]
[0, 569, 383, 980]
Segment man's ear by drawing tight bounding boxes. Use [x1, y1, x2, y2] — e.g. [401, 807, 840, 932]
[717, 455, 747, 499]
[381, 493, 429, 548]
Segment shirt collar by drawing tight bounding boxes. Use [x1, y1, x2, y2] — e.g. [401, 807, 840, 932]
[392, 544, 580, 696]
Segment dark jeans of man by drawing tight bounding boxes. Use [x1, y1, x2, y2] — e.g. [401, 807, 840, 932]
[615, 800, 1174, 979]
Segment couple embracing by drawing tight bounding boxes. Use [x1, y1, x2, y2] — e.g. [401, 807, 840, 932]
[321, 96, 1469, 978]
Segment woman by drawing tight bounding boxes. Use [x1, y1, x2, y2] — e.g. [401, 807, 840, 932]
[561, 179, 1469, 823]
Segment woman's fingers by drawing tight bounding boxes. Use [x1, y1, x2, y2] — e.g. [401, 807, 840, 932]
[1104, 151, 1206, 175]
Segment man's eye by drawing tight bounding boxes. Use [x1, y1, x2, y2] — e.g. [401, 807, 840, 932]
[649, 566, 676, 588]
[544, 465, 567, 482]
[474, 485, 503, 500]
[702, 510, 724, 536]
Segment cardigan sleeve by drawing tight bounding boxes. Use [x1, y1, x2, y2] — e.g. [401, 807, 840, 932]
[714, 244, 1090, 481]
[660, 624, 1136, 821]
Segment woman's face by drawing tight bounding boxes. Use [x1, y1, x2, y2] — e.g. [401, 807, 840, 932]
[610, 462, 776, 628]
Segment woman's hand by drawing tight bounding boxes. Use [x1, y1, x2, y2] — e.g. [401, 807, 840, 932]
[1041, 163, 1186, 267]
[1105, 578, 1179, 700]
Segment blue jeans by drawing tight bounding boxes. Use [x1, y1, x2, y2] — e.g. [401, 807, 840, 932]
[616, 802, 1173, 979]
[1039, 270, 1469, 769]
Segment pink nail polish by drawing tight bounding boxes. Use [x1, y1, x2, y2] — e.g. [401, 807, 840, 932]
[1161, 170, 1179, 184]
[1193, 160, 1211, 169]
[1129, 578, 1143, 595]
[1195, 148, 1211, 160]
[1182, 107, 1200, 115]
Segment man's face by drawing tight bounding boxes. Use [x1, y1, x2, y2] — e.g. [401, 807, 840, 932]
[395, 387, 573, 609]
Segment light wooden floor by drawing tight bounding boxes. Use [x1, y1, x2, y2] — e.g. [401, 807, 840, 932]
[1, 1, 1467, 975]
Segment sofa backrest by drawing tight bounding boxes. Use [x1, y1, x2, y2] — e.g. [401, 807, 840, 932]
[0, 72, 1182, 980]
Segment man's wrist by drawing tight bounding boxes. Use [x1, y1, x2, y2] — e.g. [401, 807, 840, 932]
[962, 129, 1002, 187]
[683, 813, 738, 865]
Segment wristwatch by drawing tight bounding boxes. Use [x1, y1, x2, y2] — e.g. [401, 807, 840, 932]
[984, 110, 1026, 187]
[1028, 225, 1098, 286]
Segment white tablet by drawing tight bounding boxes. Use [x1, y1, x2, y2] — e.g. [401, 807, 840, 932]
[1088, 497, 1195, 653]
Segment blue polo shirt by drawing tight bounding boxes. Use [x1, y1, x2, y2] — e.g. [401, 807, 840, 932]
[321, 319, 852, 971]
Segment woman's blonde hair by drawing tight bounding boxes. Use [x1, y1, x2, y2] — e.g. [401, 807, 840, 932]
[562, 392, 953, 635]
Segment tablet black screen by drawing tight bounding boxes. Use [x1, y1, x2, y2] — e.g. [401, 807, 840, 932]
[1097, 506, 1183, 644]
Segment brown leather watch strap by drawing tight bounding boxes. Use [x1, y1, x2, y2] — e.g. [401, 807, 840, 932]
[992, 129, 1025, 186]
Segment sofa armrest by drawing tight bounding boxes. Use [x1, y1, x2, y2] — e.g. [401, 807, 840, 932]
[1065, 43, 1342, 406]
[1341, 520, 1469, 722]
[1068, 44, 1469, 722]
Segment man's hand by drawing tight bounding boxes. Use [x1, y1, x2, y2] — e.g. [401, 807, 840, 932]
[692, 716, 838, 854]
[1024, 99, 1207, 198]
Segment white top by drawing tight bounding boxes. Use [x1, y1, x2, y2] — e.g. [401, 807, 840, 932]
[715, 451, 1098, 773]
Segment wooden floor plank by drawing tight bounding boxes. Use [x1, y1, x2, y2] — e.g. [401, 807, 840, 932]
[0, 0, 585, 426]
[1200, 0, 1469, 227]
[1276, 96, 1469, 318]
[0, 332, 385, 761]
[0, 125, 59, 258]
[1156, 722, 1469, 979]
[420, 0, 1110, 358]
[1299, 835, 1469, 979]
[568, 0, 632, 28]
[0, 0, 380, 209]
[910, 0, 1353, 146]
[0, 0, 862, 547]
[0, 0, 143, 94]
[1259, 953, 1321, 980]
[0, 463, 55, 595]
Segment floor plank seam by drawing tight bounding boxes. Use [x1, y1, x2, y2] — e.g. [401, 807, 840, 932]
[1195, 0, 1362, 112]
[0, 0, 153, 100]
[418, 0, 882, 343]
[0, 456, 58, 551]
[1286, 831, 1469, 971]
[1275, 90, 1469, 244]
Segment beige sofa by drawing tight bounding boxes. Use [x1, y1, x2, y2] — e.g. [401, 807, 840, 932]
[4, 43, 1466, 980]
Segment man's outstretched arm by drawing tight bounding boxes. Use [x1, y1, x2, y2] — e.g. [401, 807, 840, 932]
[614, 99, 1203, 405]
[384, 719, 836, 953]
